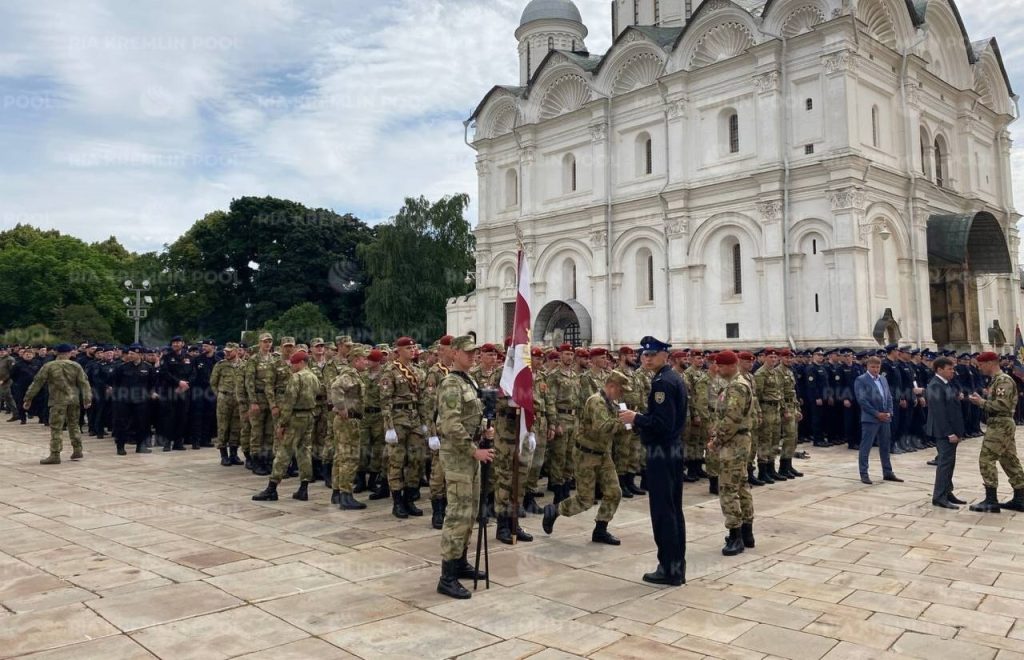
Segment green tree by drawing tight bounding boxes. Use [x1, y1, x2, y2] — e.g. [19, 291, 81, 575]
[53, 304, 114, 344]
[358, 194, 475, 341]
[1, 324, 61, 346]
[264, 302, 337, 343]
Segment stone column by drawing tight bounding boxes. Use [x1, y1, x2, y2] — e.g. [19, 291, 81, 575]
[752, 69, 781, 165]
[666, 216, 688, 344]
[829, 186, 872, 343]
[821, 50, 857, 152]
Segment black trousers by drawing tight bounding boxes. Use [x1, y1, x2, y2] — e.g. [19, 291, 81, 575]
[931, 435, 958, 501]
[645, 442, 686, 580]
[114, 401, 150, 445]
[160, 391, 190, 443]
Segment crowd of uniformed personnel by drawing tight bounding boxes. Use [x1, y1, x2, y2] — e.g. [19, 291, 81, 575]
[4, 335, 1024, 596]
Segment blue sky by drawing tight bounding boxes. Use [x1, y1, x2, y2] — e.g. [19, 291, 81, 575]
[0, 0, 1021, 253]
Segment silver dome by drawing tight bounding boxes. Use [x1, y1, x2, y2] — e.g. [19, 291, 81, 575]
[520, 0, 583, 26]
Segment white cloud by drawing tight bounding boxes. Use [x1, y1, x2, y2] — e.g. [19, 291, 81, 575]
[0, 0, 1019, 254]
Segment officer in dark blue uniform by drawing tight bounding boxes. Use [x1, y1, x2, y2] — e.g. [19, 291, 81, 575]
[159, 336, 194, 451]
[840, 350, 860, 449]
[188, 339, 219, 449]
[880, 345, 903, 454]
[802, 349, 828, 447]
[618, 336, 687, 586]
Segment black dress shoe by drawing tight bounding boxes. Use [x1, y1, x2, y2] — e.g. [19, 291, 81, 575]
[926, 458, 938, 466]
[932, 499, 959, 509]
[883, 474, 904, 483]
[947, 493, 966, 505]
[642, 565, 684, 586]
[860, 475, 873, 485]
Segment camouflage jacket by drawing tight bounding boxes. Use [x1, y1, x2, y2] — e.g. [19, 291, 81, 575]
[25, 358, 91, 407]
[437, 371, 485, 461]
[279, 368, 319, 426]
[379, 360, 422, 429]
[579, 391, 622, 454]
[329, 364, 364, 417]
[210, 359, 243, 398]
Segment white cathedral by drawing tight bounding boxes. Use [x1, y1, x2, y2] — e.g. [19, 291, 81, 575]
[446, 0, 1020, 350]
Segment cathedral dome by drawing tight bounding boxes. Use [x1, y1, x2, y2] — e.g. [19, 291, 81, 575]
[520, 0, 583, 27]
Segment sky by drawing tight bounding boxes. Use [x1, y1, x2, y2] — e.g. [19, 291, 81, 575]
[0, 0, 1022, 253]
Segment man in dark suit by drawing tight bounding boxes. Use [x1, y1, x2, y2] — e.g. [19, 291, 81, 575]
[926, 356, 966, 508]
[853, 356, 903, 484]
[619, 336, 687, 587]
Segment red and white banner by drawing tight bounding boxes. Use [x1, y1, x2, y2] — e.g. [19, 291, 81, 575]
[499, 249, 535, 452]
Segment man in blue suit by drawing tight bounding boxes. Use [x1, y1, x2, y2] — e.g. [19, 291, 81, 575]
[854, 356, 904, 485]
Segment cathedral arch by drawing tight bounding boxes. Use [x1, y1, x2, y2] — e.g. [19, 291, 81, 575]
[855, 0, 915, 51]
[687, 212, 762, 263]
[533, 71, 593, 122]
[536, 239, 595, 292]
[920, 1, 972, 89]
[609, 50, 665, 96]
[762, 0, 828, 38]
[669, 4, 760, 73]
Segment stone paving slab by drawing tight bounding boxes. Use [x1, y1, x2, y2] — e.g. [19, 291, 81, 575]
[3, 420, 1024, 658]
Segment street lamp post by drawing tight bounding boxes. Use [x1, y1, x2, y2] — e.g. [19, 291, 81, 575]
[123, 280, 153, 343]
[244, 302, 252, 334]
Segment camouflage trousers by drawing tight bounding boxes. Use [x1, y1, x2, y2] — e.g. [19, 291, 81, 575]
[249, 401, 276, 456]
[387, 423, 425, 491]
[547, 413, 576, 486]
[238, 406, 252, 454]
[361, 413, 384, 474]
[214, 395, 240, 449]
[684, 421, 705, 465]
[429, 448, 446, 500]
[331, 416, 361, 493]
[558, 449, 620, 522]
[780, 409, 799, 459]
[439, 441, 480, 561]
[48, 403, 82, 454]
[614, 428, 641, 475]
[756, 404, 781, 462]
[979, 418, 1024, 490]
[525, 421, 548, 493]
[717, 435, 754, 530]
[270, 412, 313, 483]
[0, 381, 15, 412]
[493, 435, 533, 516]
[311, 404, 329, 462]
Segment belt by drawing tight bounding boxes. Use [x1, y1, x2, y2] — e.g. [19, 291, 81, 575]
[315, 395, 327, 402]
[293, 408, 313, 412]
[342, 412, 363, 420]
[576, 443, 606, 456]
[737, 429, 750, 435]
[255, 388, 265, 393]
[392, 403, 417, 411]
[365, 406, 382, 413]
[760, 400, 781, 406]
[556, 407, 576, 415]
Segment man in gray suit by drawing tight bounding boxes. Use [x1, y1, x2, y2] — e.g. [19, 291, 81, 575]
[925, 356, 967, 509]
[854, 356, 904, 485]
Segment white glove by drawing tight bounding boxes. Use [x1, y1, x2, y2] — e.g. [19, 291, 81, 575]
[384, 429, 398, 445]
[524, 432, 537, 453]
[419, 424, 428, 435]
[428, 436, 441, 451]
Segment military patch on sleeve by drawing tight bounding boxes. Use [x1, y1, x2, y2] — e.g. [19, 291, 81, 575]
[654, 391, 665, 404]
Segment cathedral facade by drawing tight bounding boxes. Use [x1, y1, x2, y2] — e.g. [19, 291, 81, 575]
[447, 0, 1019, 350]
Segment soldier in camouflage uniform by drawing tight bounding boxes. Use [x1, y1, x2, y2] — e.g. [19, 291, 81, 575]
[683, 351, 710, 483]
[425, 336, 455, 529]
[524, 349, 557, 514]
[968, 352, 1024, 512]
[547, 343, 580, 505]
[25, 344, 92, 464]
[613, 348, 642, 496]
[330, 345, 369, 510]
[0, 346, 16, 420]
[708, 351, 755, 556]
[738, 352, 765, 487]
[777, 349, 804, 478]
[362, 349, 389, 500]
[380, 337, 427, 518]
[252, 351, 320, 502]
[210, 342, 244, 467]
[235, 345, 254, 469]
[754, 349, 787, 484]
[543, 370, 630, 545]
[308, 339, 334, 487]
[245, 333, 280, 476]
[436, 335, 494, 600]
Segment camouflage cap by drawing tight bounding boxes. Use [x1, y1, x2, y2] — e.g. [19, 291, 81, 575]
[452, 335, 479, 352]
[296, 343, 308, 352]
[349, 345, 369, 359]
[606, 370, 633, 392]
[259, 332, 273, 342]
[376, 343, 391, 352]
[335, 335, 353, 346]
[311, 337, 325, 347]
[281, 336, 296, 347]
[224, 342, 240, 351]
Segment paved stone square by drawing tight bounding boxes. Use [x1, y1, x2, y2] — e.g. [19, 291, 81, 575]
[2, 421, 1024, 659]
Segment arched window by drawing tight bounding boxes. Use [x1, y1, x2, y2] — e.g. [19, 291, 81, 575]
[722, 237, 742, 298]
[504, 168, 518, 208]
[635, 132, 653, 176]
[872, 230, 887, 297]
[562, 258, 578, 299]
[728, 113, 739, 153]
[805, 98, 813, 111]
[934, 136, 947, 188]
[919, 126, 931, 179]
[637, 247, 655, 304]
[732, 242, 742, 295]
[871, 105, 881, 148]
[548, 36, 554, 51]
[563, 153, 577, 193]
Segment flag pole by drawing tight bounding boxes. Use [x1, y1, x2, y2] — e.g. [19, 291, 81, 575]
[510, 223, 525, 545]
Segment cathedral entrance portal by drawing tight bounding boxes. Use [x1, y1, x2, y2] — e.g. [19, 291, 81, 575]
[534, 299, 592, 347]
[926, 212, 1012, 348]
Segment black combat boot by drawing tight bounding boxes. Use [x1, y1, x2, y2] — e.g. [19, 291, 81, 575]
[741, 521, 755, 548]
[115, 441, 127, 456]
[368, 474, 390, 500]
[292, 481, 309, 501]
[172, 439, 186, 451]
[253, 454, 271, 476]
[331, 489, 341, 505]
[322, 461, 333, 489]
[162, 438, 172, 452]
[311, 458, 322, 482]
[626, 473, 646, 496]
[228, 446, 243, 465]
[496, 515, 514, 544]
[339, 492, 367, 510]
[219, 447, 231, 466]
[353, 471, 367, 493]
[757, 462, 775, 485]
[969, 486, 1002, 513]
[542, 504, 559, 534]
[404, 488, 423, 516]
[391, 491, 409, 519]
[243, 451, 253, 470]
[431, 498, 446, 529]
[252, 480, 278, 501]
[457, 548, 486, 580]
[748, 465, 765, 486]
[722, 527, 745, 556]
[694, 461, 709, 479]
[781, 458, 803, 478]
[682, 461, 698, 483]
[709, 476, 719, 495]
[191, 438, 201, 450]
[135, 441, 151, 454]
[436, 559, 471, 599]
[767, 459, 787, 481]
[513, 522, 533, 542]
[638, 471, 648, 493]
[592, 521, 620, 545]
[619, 474, 634, 498]
[1001, 488, 1024, 512]
[523, 492, 543, 514]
